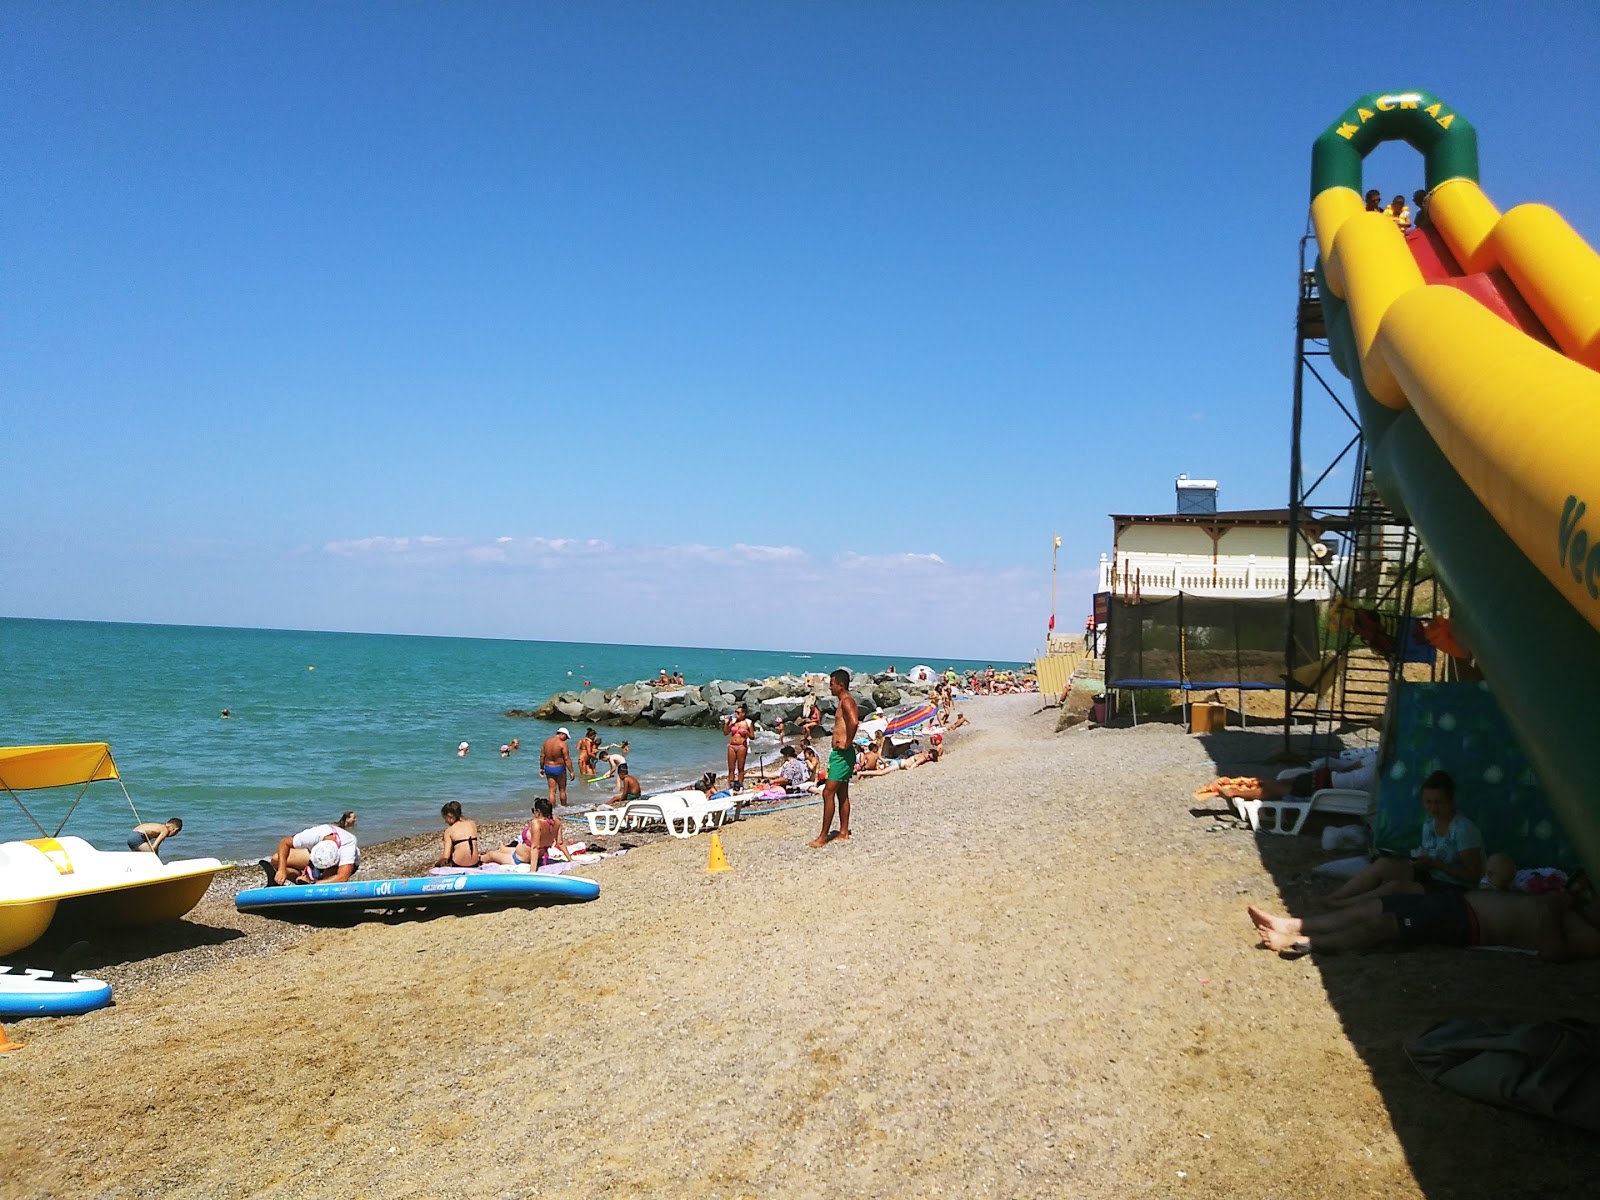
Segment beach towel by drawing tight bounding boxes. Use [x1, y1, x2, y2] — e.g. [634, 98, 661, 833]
[1405, 1017, 1600, 1131]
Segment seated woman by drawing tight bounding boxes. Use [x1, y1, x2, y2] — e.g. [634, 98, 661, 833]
[434, 801, 481, 868]
[527, 798, 575, 867]
[777, 745, 819, 794]
[480, 809, 539, 867]
[1320, 770, 1482, 909]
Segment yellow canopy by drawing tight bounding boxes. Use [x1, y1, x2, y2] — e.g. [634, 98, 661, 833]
[0, 743, 121, 791]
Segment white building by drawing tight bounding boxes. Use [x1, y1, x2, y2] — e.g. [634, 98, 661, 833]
[1097, 477, 1338, 602]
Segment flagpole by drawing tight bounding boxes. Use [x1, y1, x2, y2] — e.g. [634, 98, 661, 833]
[1050, 533, 1060, 642]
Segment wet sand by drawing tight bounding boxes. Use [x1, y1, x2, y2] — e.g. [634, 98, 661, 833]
[4, 695, 1597, 1198]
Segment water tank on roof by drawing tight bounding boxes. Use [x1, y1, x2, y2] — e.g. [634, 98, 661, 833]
[1175, 473, 1218, 515]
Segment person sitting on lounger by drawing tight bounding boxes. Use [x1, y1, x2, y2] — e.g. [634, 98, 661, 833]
[434, 800, 481, 868]
[129, 817, 182, 855]
[1248, 871, 1600, 960]
[1319, 770, 1481, 909]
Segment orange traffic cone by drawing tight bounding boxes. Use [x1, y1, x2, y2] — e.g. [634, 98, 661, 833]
[706, 833, 732, 874]
[0, 1022, 23, 1053]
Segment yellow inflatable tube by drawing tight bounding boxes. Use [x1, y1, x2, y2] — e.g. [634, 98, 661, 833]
[1314, 178, 1600, 636]
[1427, 180, 1600, 370]
[1377, 286, 1600, 630]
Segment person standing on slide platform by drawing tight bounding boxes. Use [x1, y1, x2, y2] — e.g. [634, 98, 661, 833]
[809, 668, 859, 848]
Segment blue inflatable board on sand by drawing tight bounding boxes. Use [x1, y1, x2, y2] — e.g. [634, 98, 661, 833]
[235, 872, 600, 919]
[0, 967, 113, 1018]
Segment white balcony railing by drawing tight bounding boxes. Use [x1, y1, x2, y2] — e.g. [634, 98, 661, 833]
[1097, 552, 1336, 601]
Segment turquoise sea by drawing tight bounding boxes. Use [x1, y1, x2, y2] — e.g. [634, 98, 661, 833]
[1, 619, 1019, 861]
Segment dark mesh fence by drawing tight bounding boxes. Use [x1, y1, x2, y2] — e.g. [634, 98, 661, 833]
[1104, 594, 1320, 688]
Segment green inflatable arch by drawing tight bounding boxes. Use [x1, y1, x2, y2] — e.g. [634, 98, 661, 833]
[1310, 89, 1478, 199]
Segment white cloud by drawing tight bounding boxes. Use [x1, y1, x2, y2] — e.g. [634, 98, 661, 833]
[301, 531, 1058, 657]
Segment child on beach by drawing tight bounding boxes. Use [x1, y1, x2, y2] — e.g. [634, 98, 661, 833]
[128, 817, 183, 855]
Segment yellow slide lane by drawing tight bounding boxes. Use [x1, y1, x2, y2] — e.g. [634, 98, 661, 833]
[1314, 181, 1600, 637]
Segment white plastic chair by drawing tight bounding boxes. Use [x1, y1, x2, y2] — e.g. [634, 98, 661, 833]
[1233, 783, 1374, 836]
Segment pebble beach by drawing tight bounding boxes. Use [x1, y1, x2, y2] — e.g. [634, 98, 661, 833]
[4, 695, 1597, 1198]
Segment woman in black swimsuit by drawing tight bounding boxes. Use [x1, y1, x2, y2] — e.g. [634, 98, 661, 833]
[435, 800, 482, 868]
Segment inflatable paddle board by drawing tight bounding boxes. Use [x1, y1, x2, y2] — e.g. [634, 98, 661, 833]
[235, 872, 600, 919]
[0, 965, 113, 1018]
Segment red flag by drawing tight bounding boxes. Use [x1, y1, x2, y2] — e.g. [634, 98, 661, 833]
[1048, 613, 1055, 630]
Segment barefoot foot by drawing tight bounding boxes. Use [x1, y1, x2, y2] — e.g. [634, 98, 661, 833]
[1247, 906, 1300, 935]
[1258, 927, 1309, 954]
[806, 836, 829, 849]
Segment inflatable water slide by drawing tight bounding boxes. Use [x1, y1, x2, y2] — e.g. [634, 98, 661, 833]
[1310, 91, 1600, 875]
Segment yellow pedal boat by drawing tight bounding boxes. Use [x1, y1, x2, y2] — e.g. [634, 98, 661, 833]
[0, 743, 228, 955]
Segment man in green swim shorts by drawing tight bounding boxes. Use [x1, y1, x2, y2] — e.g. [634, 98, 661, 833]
[809, 668, 859, 848]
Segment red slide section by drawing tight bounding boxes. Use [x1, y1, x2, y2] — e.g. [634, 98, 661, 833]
[1404, 226, 1556, 346]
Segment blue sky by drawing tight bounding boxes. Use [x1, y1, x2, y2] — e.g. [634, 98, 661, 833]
[5, 3, 1598, 660]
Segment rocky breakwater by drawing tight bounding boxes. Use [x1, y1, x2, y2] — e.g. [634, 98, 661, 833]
[508, 673, 938, 730]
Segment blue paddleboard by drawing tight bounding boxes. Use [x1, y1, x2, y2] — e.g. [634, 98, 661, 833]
[235, 872, 600, 918]
[0, 966, 114, 1018]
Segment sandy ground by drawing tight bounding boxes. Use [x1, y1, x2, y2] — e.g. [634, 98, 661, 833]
[5, 696, 1600, 1198]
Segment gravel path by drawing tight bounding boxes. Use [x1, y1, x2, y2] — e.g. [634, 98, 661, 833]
[3, 696, 1594, 1198]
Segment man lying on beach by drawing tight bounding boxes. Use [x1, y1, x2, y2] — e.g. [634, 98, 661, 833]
[1247, 872, 1600, 961]
[541, 728, 574, 806]
[263, 822, 360, 886]
[856, 744, 942, 778]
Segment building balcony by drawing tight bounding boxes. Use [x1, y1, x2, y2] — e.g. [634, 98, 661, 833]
[1097, 552, 1337, 601]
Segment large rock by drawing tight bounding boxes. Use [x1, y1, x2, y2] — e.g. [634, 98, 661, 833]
[872, 684, 902, 709]
[850, 686, 878, 716]
[657, 701, 710, 727]
[554, 697, 587, 720]
[760, 696, 808, 723]
[616, 682, 654, 707]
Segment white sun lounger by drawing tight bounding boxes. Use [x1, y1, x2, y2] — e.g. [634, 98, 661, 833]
[1232, 769, 1375, 836]
[583, 791, 736, 838]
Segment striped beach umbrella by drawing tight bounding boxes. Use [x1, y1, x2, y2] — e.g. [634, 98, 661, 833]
[883, 700, 937, 735]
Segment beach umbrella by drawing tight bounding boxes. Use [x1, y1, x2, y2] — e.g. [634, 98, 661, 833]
[905, 664, 937, 684]
[883, 700, 937, 735]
